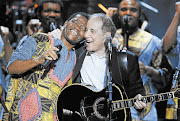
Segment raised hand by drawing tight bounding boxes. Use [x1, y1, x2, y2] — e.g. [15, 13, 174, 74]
[26, 19, 41, 35]
[106, 7, 118, 18]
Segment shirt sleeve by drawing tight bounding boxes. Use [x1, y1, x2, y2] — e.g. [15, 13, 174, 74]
[7, 36, 37, 70]
[164, 26, 180, 56]
[168, 41, 180, 56]
[152, 35, 163, 51]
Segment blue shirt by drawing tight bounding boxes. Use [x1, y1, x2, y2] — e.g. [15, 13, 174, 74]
[7, 35, 76, 83]
[166, 26, 180, 68]
[0, 35, 4, 85]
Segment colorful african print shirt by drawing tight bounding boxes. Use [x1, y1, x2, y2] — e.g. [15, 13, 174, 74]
[3, 33, 75, 121]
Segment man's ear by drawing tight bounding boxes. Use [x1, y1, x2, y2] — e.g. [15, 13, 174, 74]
[103, 32, 112, 43]
[105, 32, 111, 37]
[62, 21, 68, 28]
[63, 21, 68, 26]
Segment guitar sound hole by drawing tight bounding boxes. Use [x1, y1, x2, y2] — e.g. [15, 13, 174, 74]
[93, 97, 109, 120]
[80, 96, 108, 120]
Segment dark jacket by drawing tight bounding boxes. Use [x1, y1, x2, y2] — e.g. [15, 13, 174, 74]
[72, 46, 145, 98]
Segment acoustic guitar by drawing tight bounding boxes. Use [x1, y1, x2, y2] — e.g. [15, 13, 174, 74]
[57, 83, 179, 121]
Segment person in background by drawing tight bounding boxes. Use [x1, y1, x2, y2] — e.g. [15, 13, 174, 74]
[107, 0, 173, 120]
[161, 2, 180, 121]
[2, 12, 88, 121]
[27, 0, 64, 35]
[0, 26, 13, 120]
[18, 0, 64, 46]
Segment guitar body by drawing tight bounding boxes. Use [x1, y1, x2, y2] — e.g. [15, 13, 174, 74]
[57, 83, 130, 121]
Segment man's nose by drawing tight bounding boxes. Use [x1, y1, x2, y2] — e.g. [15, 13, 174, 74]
[125, 9, 131, 15]
[85, 30, 89, 38]
[48, 11, 57, 17]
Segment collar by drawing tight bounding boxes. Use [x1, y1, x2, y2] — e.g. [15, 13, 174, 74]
[86, 51, 108, 59]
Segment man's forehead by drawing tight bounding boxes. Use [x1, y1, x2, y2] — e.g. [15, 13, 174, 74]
[120, 0, 139, 8]
[87, 17, 102, 29]
[74, 15, 86, 21]
[70, 15, 88, 25]
[43, 2, 61, 7]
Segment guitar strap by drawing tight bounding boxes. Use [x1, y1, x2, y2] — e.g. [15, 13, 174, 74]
[116, 49, 132, 120]
[111, 47, 129, 98]
[116, 50, 128, 93]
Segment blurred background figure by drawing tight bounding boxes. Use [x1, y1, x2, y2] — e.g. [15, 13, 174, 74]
[29, 0, 64, 34]
[19, 0, 64, 47]
[107, 0, 173, 120]
[161, 2, 180, 121]
[0, 0, 175, 49]
[0, 26, 13, 120]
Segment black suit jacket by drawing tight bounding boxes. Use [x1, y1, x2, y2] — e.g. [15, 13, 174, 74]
[72, 46, 145, 98]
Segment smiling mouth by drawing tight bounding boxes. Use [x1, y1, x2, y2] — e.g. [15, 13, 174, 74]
[86, 40, 93, 44]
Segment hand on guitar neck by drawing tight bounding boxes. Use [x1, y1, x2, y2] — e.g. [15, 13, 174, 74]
[134, 94, 147, 109]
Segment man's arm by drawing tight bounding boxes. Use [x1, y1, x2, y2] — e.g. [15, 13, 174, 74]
[7, 38, 59, 75]
[162, 2, 180, 53]
[8, 58, 42, 75]
[139, 61, 160, 81]
[139, 55, 172, 90]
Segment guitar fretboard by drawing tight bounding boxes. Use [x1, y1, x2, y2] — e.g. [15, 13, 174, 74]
[112, 91, 176, 111]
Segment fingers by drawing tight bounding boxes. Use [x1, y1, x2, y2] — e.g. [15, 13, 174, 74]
[0, 26, 10, 42]
[28, 19, 40, 26]
[0, 26, 9, 35]
[134, 94, 146, 109]
[42, 46, 60, 61]
[175, 2, 180, 13]
[37, 22, 42, 30]
[116, 44, 123, 50]
[27, 19, 41, 34]
[134, 101, 146, 109]
[138, 61, 144, 66]
[106, 7, 118, 18]
[138, 61, 144, 75]
[138, 61, 147, 75]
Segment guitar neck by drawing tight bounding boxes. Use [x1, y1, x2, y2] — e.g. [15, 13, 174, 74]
[112, 91, 176, 111]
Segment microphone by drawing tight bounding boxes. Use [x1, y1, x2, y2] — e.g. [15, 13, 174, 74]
[104, 36, 113, 53]
[41, 45, 62, 69]
[123, 15, 130, 23]
[50, 22, 57, 31]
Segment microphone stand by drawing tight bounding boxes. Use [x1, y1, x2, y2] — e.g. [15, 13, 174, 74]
[123, 20, 129, 50]
[106, 40, 113, 121]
